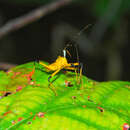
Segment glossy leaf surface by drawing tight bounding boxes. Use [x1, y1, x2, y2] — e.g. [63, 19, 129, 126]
[0, 62, 130, 130]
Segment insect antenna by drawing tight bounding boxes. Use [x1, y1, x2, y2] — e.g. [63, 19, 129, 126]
[63, 24, 91, 85]
[62, 24, 91, 57]
[66, 24, 91, 45]
[64, 24, 91, 60]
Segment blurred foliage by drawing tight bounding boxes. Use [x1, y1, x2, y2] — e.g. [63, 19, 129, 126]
[94, 0, 130, 16]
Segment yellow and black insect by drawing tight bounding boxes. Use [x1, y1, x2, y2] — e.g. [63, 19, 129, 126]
[38, 44, 82, 84]
[35, 44, 82, 95]
[36, 24, 91, 86]
[35, 24, 91, 95]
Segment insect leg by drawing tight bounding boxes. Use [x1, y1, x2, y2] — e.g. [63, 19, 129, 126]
[69, 62, 83, 85]
[70, 63, 79, 67]
[48, 69, 61, 96]
[34, 60, 49, 73]
[79, 62, 83, 84]
[65, 65, 79, 84]
[48, 69, 61, 82]
[39, 61, 50, 70]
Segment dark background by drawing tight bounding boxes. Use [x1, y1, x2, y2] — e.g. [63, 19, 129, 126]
[0, 0, 130, 81]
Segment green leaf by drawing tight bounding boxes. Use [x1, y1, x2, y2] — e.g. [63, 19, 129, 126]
[0, 62, 130, 130]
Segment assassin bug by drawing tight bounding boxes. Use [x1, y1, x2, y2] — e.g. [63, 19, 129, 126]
[36, 24, 90, 94]
[35, 44, 83, 96]
[39, 44, 83, 83]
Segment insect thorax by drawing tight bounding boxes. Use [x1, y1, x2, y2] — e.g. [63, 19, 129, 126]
[48, 56, 68, 71]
